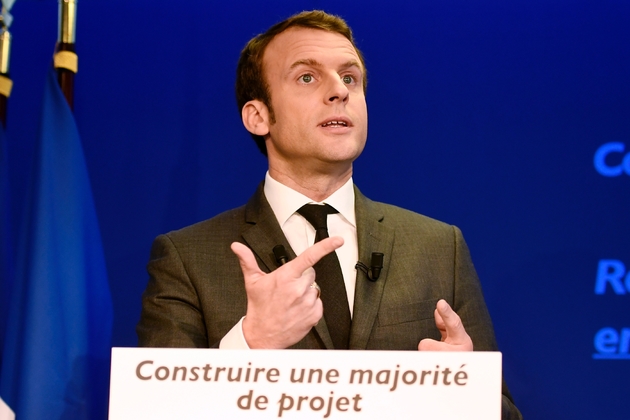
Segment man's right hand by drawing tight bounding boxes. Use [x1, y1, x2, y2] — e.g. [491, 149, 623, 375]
[230, 237, 344, 349]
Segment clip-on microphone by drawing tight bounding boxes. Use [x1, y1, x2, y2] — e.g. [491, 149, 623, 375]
[355, 252, 384, 282]
[273, 244, 289, 266]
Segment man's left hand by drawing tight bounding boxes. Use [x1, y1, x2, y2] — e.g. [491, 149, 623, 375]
[417, 299, 473, 351]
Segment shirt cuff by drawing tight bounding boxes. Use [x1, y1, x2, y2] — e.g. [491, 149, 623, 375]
[219, 316, 250, 349]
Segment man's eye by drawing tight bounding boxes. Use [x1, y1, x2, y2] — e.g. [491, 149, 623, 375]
[300, 74, 313, 83]
[342, 75, 354, 84]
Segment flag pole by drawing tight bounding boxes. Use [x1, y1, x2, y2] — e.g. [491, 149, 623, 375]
[55, 0, 77, 110]
[0, 6, 13, 127]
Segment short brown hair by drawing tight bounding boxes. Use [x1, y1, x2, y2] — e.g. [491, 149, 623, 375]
[235, 10, 367, 156]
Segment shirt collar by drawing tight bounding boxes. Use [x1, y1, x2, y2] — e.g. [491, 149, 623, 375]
[264, 171, 356, 227]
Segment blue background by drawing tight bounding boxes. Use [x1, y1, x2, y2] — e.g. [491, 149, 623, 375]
[5, 0, 629, 418]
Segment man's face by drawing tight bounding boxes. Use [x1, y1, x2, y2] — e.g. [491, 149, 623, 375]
[260, 27, 368, 175]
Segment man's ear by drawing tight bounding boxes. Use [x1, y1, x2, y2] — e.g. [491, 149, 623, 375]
[241, 100, 270, 136]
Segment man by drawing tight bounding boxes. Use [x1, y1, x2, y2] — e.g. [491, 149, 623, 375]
[137, 10, 522, 418]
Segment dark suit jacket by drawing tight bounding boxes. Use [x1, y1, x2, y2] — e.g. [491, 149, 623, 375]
[137, 184, 522, 419]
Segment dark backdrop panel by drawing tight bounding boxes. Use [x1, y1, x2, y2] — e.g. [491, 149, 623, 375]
[6, 1, 629, 419]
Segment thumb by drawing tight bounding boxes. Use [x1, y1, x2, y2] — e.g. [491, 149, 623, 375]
[433, 308, 447, 341]
[230, 242, 264, 280]
[435, 299, 470, 346]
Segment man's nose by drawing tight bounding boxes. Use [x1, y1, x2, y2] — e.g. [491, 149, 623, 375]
[325, 74, 350, 104]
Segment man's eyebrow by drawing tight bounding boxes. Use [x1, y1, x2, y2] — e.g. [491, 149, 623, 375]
[289, 58, 322, 70]
[340, 60, 362, 71]
[288, 59, 363, 71]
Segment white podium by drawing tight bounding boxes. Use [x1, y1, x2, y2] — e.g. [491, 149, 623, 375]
[109, 348, 501, 419]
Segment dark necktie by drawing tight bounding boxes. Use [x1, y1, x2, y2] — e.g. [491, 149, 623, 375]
[297, 204, 351, 349]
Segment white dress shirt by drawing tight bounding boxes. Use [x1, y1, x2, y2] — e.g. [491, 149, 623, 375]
[219, 172, 358, 349]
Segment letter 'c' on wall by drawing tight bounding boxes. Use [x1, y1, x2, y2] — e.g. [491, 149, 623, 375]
[594, 142, 630, 177]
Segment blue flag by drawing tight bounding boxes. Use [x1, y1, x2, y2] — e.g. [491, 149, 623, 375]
[0, 68, 113, 419]
[0, 122, 12, 377]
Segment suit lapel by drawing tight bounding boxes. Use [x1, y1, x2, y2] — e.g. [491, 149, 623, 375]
[241, 183, 295, 273]
[240, 183, 334, 349]
[350, 187, 395, 349]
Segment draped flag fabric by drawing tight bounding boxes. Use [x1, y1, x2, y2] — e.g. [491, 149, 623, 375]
[0, 0, 17, 370]
[0, 68, 113, 420]
[0, 126, 10, 364]
[0, 124, 14, 420]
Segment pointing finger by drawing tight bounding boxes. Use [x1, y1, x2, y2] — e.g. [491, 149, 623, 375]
[286, 236, 344, 276]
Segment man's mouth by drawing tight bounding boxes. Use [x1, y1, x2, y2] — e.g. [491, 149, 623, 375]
[321, 120, 349, 128]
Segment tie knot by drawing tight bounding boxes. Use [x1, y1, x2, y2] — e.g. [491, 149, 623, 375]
[297, 204, 339, 237]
